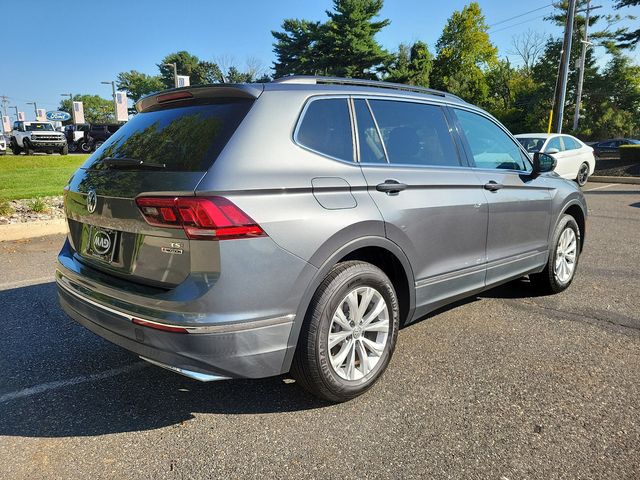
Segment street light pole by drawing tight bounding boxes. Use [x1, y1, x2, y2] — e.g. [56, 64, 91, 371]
[61, 93, 74, 123]
[26, 101, 38, 120]
[163, 63, 178, 88]
[101, 81, 117, 122]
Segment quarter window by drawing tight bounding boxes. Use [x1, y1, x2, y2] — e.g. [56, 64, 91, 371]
[367, 100, 460, 167]
[562, 136, 581, 150]
[296, 98, 353, 162]
[454, 109, 528, 170]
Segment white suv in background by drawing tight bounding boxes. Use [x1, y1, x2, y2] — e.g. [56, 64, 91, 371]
[515, 133, 596, 187]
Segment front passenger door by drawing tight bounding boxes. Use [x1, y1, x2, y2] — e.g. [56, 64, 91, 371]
[451, 108, 553, 287]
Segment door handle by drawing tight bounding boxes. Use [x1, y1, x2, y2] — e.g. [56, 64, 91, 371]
[484, 181, 504, 192]
[376, 179, 407, 194]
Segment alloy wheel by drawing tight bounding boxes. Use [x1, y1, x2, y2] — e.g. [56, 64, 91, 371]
[554, 227, 577, 283]
[328, 286, 389, 381]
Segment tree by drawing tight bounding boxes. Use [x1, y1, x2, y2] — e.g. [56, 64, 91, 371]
[158, 51, 223, 88]
[431, 2, 498, 105]
[272, 19, 322, 77]
[509, 30, 546, 75]
[116, 70, 164, 102]
[59, 95, 114, 124]
[384, 41, 433, 87]
[614, 0, 639, 49]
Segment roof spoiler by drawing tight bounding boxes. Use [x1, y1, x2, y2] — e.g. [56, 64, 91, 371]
[136, 83, 264, 113]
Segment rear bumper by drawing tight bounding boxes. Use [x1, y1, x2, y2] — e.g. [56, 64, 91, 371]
[56, 271, 295, 379]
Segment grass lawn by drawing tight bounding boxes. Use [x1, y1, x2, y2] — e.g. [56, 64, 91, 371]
[0, 154, 88, 200]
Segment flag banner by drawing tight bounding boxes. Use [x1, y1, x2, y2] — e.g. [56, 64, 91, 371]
[176, 75, 190, 88]
[115, 91, 128, 122]
[17, 112, 26, 121]
[36, 109, 47, 121]
[73, 101, 85, 124]
[2, 116, 10, 133]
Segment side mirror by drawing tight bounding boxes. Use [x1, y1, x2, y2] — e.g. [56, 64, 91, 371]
[532, 151, 557, 176]
[545, 147, 560, 154]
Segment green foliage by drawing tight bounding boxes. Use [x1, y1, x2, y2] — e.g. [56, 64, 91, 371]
[431, 2, 498, 105]
[159, 51, 224, 89]
[116, 71, 164, 102]
[614, 0, 640, 49]
[384, 41, 433, 87]
[28, 197, 48, 213]
[272, 0, 391, 78]
[59, 95, 114, 124]
[0, 198, 13, 216]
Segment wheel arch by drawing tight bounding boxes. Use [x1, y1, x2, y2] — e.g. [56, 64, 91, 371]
[281, 236, 416, 373]
[561, 201, 586, 252]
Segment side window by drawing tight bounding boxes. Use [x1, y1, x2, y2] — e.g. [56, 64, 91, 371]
[353, 99, 386, 163]
[546, 136, 563, 151]
[563, 136, 581, 150]
[367, 99, 460, 167]
[296, 98, 353, 162]
[454, 109, 527, 170]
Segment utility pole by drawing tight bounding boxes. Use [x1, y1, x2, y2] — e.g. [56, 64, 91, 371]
[552, 0, 577, 133]
[572, 2, 602, 131]
[0, 95, 9, 117]
[26, 101, 38, 119]
[10, 106, 19, 121]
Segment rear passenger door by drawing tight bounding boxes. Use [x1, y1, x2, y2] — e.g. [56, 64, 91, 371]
[355, 97, 489, 316]
[450, 107, 552, 286]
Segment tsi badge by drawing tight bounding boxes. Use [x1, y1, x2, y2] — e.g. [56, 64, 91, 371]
[86, 189, 97, 213]
[162, 242, 183, 255]
[92, 231, 112, 255]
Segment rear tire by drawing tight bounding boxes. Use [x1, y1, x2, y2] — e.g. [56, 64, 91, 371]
[291, 261, 399, 402]
[10, 138, 21, 155]
[530, 214, 581, 294]
[576, 162, 589, 187]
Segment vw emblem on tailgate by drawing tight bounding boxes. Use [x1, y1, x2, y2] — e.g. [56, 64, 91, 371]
[86, 189, 97, 213]
[92, 231, 112, 255]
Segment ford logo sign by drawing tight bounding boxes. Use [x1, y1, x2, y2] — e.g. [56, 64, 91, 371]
[46, 111, 71, 122]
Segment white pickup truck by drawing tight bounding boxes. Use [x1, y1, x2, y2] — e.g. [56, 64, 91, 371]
[10, 121, 68, 155]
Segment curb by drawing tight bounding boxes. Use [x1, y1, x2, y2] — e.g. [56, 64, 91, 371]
[0, 219, 67, 242]
[589, 175, 640, 185]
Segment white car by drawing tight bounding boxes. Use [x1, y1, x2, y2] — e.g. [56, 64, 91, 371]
[515, 133, 596, 187]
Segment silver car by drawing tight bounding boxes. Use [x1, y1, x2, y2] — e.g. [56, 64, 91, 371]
[57, 77, 587, 402]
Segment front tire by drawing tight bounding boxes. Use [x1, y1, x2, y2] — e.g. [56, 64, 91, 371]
[23, 140, 34, 156]
[576, 162, 589, 187]
[530, 214, 581, 294]
[60, 144, 69, 155]
[292, 261, 399, 402]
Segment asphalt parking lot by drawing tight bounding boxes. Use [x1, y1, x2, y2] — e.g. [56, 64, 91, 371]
[0, 182, 639, 479]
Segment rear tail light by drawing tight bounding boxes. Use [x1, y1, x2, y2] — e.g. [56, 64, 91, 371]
[135, 196, 265, 240]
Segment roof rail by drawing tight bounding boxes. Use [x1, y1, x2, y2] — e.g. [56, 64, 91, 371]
[272, 75, 463, 101]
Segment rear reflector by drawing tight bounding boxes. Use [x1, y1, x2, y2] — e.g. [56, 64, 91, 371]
[135, 196, 266, 240]
[132, 318, 189, 333]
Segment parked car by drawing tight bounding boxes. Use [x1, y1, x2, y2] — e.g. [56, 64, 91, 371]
[515, 133, 595, 186]
[64, 124, 90, 153]
[590, 138, 640, 158]
[57, 77, 587, 402]
[10, 121, 68, 155]
[0, 136, 6, 155]
[82, 124, 121, 152]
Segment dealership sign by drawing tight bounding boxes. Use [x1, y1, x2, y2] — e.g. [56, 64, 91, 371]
[46, 111, 71, 122]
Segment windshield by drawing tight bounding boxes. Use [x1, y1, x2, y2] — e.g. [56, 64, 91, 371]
[517, 137, 546, 153]
[82, 100, 253, 172]
[25, 123, 54, 132]
[629, 139, 640, 145]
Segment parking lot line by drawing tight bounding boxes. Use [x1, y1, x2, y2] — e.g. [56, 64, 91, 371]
[0, 363, 147, 404]
[583, 183, 619, 191]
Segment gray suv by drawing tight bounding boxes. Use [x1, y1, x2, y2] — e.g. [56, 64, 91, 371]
[56, 77, 587, 402]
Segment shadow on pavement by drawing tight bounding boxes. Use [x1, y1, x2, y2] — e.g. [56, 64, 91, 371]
[0, 276, 548, 438]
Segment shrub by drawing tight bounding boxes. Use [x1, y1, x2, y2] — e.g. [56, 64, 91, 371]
[28, 197, 49, 213]
[0, 198, 13, 216]
[620, 145, 640, 162]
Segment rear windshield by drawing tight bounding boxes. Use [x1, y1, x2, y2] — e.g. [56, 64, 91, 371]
[82, 100, 253, 172]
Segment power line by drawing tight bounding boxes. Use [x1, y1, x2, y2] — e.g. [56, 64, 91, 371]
[489, 3, 554, 28]
[490, 13, 552, 34]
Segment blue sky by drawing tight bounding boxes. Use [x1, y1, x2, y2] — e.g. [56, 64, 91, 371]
[3, 0, 637, 121]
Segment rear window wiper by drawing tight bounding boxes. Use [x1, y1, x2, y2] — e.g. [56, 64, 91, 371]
[101, 157, 166, 169]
